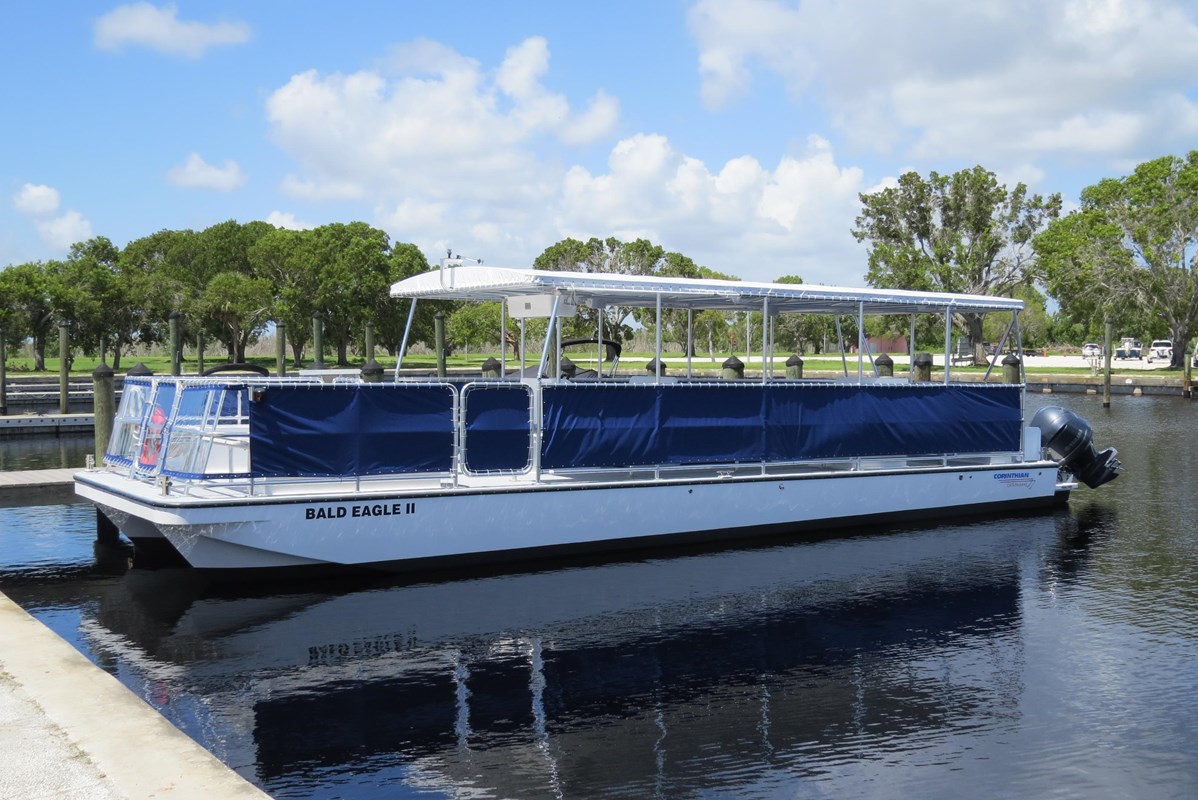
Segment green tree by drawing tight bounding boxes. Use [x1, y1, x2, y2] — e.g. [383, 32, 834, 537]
[192, 221, 275, 359]
[447, 302, 501, 355]
[643, 251, 705, 353]
[771, 275, 837, 355]
[120, 229, 202, 357]
[201, 271, 273, 361]
[306, 222, 394, 365]
[1, 262, 59, 370]
[375, 241, 436, 358]
[1037, 152, 1198, 370]
[57, 237, 142, 366]
[534, 237, 666, 343]
[982, 284, 1051, 350]
[852, 166, 1061, 363]
[249, 227, 317, 365]
[0, 268, 32, 366]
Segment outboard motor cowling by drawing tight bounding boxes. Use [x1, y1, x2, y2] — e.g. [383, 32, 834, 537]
[1030, 406, 1122, 489]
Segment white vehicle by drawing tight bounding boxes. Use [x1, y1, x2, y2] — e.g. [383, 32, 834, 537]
[1146, 340, 1173, 363]
[75, 261, 1123, 576]
[1115, 338, 1142, 360]
[1081, 343, 1101, 358]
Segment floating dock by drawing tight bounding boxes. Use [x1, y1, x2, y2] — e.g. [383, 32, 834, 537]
[0, 468, 80, 506]
[0, 413, 94, 437]
[0, 592, 271, 799]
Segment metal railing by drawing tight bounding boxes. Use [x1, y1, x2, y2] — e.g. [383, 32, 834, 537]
[98, 375, 1034, 499]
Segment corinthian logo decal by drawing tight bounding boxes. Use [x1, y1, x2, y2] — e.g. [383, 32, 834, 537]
[993, 471, 1035, 489]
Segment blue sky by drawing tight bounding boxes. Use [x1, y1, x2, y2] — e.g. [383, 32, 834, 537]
[4, 0, 1198, 286]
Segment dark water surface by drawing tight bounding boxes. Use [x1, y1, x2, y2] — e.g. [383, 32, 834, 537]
[0, 432, 93, 470]
[1, 395, 1196, 799]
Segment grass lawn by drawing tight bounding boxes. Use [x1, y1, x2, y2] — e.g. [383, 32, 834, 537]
[0, 351, 1186, 377]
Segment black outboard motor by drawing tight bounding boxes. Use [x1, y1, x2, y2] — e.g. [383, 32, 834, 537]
[1030, 406, 1122, 489]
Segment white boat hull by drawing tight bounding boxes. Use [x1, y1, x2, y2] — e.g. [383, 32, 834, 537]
[77, 463, 1066, 572]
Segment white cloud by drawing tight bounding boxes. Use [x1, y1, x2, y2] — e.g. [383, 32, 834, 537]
[560, 90, 620, 146]
[496, 37, 552, 100]
[266, 35, 870, 284]
[167, 153, 246, 191]
[265, 211, 313, 231]
[558, 133, 868, 284]
[11, 183, 93, 253]
[279, 175, 363, 202]
[13, 183, 60, 215]
[687, 0, 1198, 170]
[94, 2, 250, 58]
[36, 211, 94, 252]
[380, 198, 449, 233]
[265, 36, 617, 204]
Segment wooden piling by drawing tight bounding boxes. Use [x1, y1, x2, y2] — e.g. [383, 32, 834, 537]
[275, 322, 287, 377]
[361, 322, 383, 383]
[434, 312, 447, 378]
[1103, 319, 1112, 407]
[92, 362, 115, 459]
[785, 354, 803, 379]
[913, 353, 933, 382]
[168, 310, 181, 376]
[312, 312, 326, 369]
[0, 327, 7, 415]
[58, 322, 70, 414]
[1002, 353, 1021, 385]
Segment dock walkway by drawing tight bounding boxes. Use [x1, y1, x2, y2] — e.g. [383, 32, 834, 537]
[0, 468, 80, 507]
[0, 592, 270, 799]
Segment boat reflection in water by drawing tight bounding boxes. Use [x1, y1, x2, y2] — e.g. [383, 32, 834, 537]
[84, 511, 1093, 798]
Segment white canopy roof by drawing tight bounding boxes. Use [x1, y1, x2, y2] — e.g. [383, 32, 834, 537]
[389, 265, 1023, 315]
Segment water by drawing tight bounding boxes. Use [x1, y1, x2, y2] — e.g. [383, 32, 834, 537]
[2, 395, 1196, 799]
[0, 433, 94, 470]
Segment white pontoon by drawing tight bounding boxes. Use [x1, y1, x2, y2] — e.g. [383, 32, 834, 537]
[75, 261, 1121, 574]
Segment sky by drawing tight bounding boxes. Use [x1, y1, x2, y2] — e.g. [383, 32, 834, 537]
[3, 0, 1198, 287]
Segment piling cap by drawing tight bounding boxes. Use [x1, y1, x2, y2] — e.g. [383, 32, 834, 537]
[722, 355, 744, 369]
[126, 362, 153, 376]
[875, 352, 894, 366]
[559, 356, 577, 378]
[1002, 352, 1021, 366]
[481, 357, 501, 371]
[645, 358, 665, 375]
[785, 354, 803, 366]
[360, 358, 384, 376]
[92, 362, 114, 378]
[913, 352, 934, 367]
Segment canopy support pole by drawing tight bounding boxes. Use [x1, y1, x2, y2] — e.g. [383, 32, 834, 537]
[836, 317, 849, 377]
[500, 301, 507, 377]
[686, 309, 693, 378]
[762, 297, 769, 384]
[857, 301, 865, 380]
[655, 293, 663, 385]
[943, 308, 953, 385]
[909, 314, 916, 380]
[597, 306, 604, 379]
[537, 295, 562, 380]
[395, 298, 417, 379]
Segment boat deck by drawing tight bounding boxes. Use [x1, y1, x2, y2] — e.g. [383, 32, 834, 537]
[78, 449, 1041, 507]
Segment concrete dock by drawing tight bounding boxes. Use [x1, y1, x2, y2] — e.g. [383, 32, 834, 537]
[0, 592, 271, 799]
